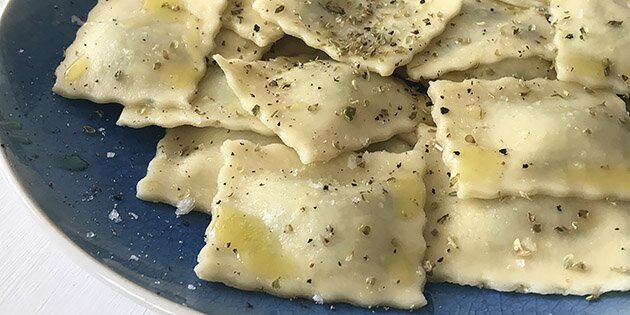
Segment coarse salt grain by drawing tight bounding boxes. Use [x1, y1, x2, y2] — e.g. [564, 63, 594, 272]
[108, 208, 122, 223]
[175, 195, 195, 216]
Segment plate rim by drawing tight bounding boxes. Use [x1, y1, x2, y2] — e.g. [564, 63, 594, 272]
[0, 144, 204, 314]
[0, 0, 201, 309]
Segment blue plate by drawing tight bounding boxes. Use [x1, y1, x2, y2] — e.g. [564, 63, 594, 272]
[0, 0, 628, 313]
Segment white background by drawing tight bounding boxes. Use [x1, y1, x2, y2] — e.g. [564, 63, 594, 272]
[0, 0, 153, 311]
[0, 174, 155, 314]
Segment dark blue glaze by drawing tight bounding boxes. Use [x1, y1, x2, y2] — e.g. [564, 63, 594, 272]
[0, 0, 627, 314]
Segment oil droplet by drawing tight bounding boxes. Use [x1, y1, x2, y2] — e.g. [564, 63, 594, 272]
[55, 154, 89, 171]
[562, 54, 607, 80]
[388, 176, 424, 218]
[9, 135, 31, 145]
[160, 62, 199, 89]
[143, 0, 185, 21]
[0, 121, 22, 130]
[212, 204, 294, 280]
[454, 146, 505, 185]
[567, 167, 630, 197]
[385, 245, 416, 286]
[64, 56, 90, 81]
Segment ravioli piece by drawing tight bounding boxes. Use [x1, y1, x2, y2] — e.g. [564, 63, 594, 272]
[137, 127, 278, 214]
[252, 0, 463, 76]
[195, 140, 427, 309]
[53, 0, 225, 107]
[217, 56, 431, 163]
[407, 0, 554, 80]
[551, 0, 630, 94]
[428, 78, 630, 200]
[418, 125, 630, 296]
[117, 29, 272, 134]
[222, 0, 284, 47]
[439, 57, 556, 82]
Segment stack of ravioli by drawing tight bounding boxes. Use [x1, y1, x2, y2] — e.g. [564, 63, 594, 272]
[53, 0, 630, 310]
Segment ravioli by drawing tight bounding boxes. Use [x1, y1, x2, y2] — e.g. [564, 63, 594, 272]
[407, 0, 554, 80]
[117, 29, 273, 135]
[222, 0, 284, 47]
[136, 127, 278, 214]
[418, 125, 630, 297]
[252, 0, 463, 76]
[195, 140, 427, 309]
[551, 0, 630, 94]
[438, 57, 556, 82]
[53, 0, 225, 107]
[216, 56, 431, 163]
[428, 78, 630, 200]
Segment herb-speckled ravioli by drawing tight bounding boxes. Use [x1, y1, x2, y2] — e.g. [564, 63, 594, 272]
[116, 29, 273, 135]
[407, 0, 554, 80]
[428, 78, 630, 200]
[551, 0, 630, 94]
[418, 124, 630, 297]
[195, 140, 428, 309]
[252, 0, 463, 76]
[53, 0, 226, 108]
[216, 56, 432, 164]
[137, 127, 278, 213]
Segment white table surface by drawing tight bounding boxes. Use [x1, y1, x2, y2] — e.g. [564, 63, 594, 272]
[0, 174, 156, 314]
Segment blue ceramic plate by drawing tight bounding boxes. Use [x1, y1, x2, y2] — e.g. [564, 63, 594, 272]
[0, 0, 628, 314]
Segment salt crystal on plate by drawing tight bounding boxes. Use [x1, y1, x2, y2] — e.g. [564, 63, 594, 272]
[108, 208, 122, 223]
[175, 195, 195, 216]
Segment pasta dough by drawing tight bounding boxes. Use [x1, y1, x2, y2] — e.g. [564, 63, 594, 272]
[428, 78, 630, 200]
[222, 0, 284, 47]
[438, 57, 555, 82]
[252, 0, 463, 76]
[136, 127, 278, 213]
[195, 140, 427, 309]
[117, 29, 273, 135]
[53, 0, 225, 107]
[418, 124, 630, 297]
[407, 0, 554, 80]
[551, 0, 630, 94]
[498, 0, 549, 7]
[216, 56, 431, 163]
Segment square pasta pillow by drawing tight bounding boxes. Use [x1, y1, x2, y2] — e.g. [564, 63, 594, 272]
[216, 56, 432, 163]
[252, 0, 463, 76]
[428, 78, 630, 200]
[117, 29, 273, 135]
[195, 140, 428, 309]
[417, 124, 630, 297]
[407, 0, 554, 80]
[137, 126, 278, 214]
[53, 0, 225, 108]
[551, 0, 630, 94]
